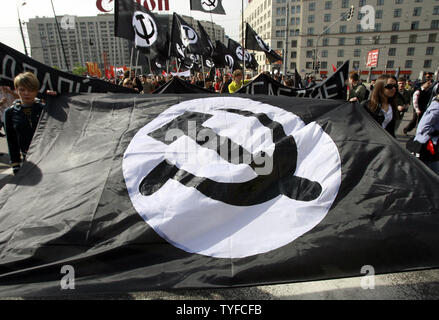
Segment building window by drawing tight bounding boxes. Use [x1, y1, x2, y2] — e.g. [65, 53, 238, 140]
[428, 33, 437, 42]
[390, 35, 398, 44]
[434, 6, 439, 15]
[432, 20, 439, 29]
[308, 15, 315, 23]
[405, 60, 413, 68]
[395, 0, 403, 3]
[353, 61, 360, 70]
[308, 27, 314, 35]
[291, 40, 297, 47]
[307, 39, 314, 47]
[413, 7, 422, 16]
[341, 0, 349, 8]
[426, 47, 435, 55]
[424, 60, 432, 68]
[338, 38, 345, 46]
[409, 34, 417, 43]
[386, 61, 395, 69]
[290, 62, 297, 69]
[355, 37, 362, 45]
[356, 24, 363, 32]
[325, 1, 332, 10]
[354, 49, 361, 57]
[306, 61, 313, 69]
[407, 47, 415, 56]
[376, 10, 383, 19]
[375, 23, 382, 31]
[321, 61, 328, 69]
[392, 22, 400, 31]
[322, 38, 329, 46]
[340, 25, 347, 33]
[291, 51, 297, 58]
[309, 2, 316, 11]
[306, 50, 314, 58]
[337, 49, 344, 57]
[321, 50, 328, 57]
[388, 48, 396, 56]
[337, 61, 344, 67]
[277, 41, 283, 48]
[324, 14, 331, 22]
[411, 21, 419, 30]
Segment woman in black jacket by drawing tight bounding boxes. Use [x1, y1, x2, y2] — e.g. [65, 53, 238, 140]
[361, 75, 398, 137]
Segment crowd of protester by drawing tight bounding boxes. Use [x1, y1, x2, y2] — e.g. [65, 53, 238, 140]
[0, 68, 438, 177]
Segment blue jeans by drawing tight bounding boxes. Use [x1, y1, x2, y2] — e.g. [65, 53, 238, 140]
[426, 160, 439, 176]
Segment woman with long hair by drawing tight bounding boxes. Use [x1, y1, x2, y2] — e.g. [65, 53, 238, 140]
[362, 75, 398, 137]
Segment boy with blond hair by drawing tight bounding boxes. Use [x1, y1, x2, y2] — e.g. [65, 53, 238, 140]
[4, 72, 55, 175]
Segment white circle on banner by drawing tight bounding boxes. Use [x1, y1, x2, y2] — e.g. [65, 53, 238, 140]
[132, 11, 158, 48]
[123, 97, 342, 258]
[201, 0, 218, 11]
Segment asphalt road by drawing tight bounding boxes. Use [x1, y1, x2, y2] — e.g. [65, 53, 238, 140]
[0, 104, 438, 300]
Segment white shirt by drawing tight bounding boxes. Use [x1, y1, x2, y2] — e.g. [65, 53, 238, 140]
[381, 105, 393, 129]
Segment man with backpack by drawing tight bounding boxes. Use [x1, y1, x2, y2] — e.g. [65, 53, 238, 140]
[347, 72, 368, 103]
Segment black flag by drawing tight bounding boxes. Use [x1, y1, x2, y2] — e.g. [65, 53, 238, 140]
[190, 0, 226, 15]
[212, 40, 239, 70]
[228, 38, 258, 70]
[0, 92, 438, 297]
[197, 21, 215, 58]
[114, 0, 168, 57]
[170, 13, 206, 58]
[245, 23, 282, 63]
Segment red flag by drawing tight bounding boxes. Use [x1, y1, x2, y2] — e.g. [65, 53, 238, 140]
[332, 64, 337, 72]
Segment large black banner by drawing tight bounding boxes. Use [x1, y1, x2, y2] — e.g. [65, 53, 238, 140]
[236, 61, 349, 99]
[0, 42, 133, 94]
[0, 92, 438, 297]
[152, 76, 213, 94]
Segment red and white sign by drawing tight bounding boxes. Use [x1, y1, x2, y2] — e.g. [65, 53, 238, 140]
[96, 0, 170, 13]
[366, 49, 379, 68]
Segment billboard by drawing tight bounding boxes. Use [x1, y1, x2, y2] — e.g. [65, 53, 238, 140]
[366, 49, 379, 68]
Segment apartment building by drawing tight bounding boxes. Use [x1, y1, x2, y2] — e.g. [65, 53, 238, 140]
[27, 14, 131, 72]
[243, 0, 439, 79]
[27, 13, 225, 72]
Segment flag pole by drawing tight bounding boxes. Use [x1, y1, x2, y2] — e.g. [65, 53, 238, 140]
[242, 0, 246, 80]
[135, 49, 140, 76]
[201, 56, 206, 88]
[129, 47, 134, 73]
[50, 0, 70, 71]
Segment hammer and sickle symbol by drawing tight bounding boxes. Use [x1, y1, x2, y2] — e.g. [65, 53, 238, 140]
[134, 14, 155, 45]
[139, 109, 322, 206]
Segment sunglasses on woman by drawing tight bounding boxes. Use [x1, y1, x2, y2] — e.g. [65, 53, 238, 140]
[384, 84, 397, 89]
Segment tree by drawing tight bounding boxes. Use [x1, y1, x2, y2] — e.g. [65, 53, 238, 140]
[72, 64, 87, 76]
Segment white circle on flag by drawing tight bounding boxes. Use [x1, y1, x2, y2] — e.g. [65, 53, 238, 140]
[201, 0, 218, 11]
[132, 11, 158, 48]
[123, 97, 342, 259]
[181, 25, 198, 46]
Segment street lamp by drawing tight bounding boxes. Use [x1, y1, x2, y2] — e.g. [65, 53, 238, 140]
[314, 5, 354, 75]
[16, 1, 28, 56]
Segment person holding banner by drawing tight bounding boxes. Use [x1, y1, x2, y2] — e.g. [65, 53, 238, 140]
[4, 72, 56, 175]
[228, 70, 250, 93]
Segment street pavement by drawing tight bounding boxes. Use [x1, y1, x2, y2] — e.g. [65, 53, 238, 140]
[0, 104, 438, 300]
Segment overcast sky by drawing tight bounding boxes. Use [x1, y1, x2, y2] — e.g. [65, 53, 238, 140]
[1, 0, 248, 54]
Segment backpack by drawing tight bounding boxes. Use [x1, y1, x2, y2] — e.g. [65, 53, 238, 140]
[362, 84, 370, 101]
